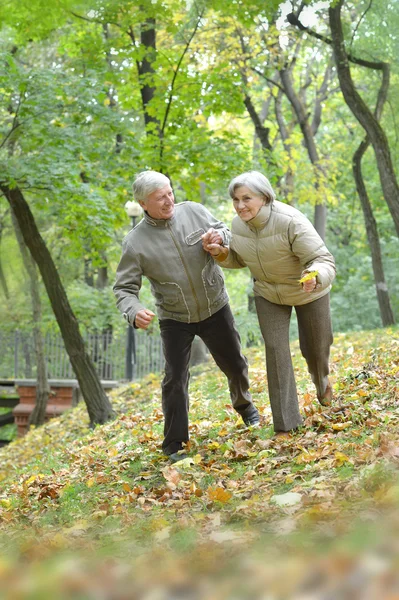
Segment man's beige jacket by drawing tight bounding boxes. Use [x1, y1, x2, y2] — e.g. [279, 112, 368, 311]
[113, 202, 230, 324]
[222, 201, 336, 306]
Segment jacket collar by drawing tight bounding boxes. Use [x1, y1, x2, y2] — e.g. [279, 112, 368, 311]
[143, 209, 176, 227]
[247, 202, 272, 230]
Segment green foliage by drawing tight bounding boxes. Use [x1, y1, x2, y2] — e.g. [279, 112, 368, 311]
[66, 282, 121, 334]
[0, 0, 398, 337]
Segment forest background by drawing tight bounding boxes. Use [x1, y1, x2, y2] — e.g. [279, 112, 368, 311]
[0, 0, 398, 366]
[0, 2, 399, 594]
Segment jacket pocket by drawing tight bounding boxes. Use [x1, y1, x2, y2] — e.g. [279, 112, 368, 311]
[185, 228, 205, 246]
[152, 281, 181, 311]
[202, 260, 224, 304]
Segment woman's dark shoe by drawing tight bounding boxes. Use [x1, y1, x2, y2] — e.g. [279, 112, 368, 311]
[317, 382, 333, 407]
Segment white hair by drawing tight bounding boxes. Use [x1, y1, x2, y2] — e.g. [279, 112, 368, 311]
[132, 171, 170, 202]
[228, 171, 276, 204]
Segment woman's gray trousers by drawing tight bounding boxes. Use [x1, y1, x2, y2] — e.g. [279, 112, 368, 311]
[255, 293, 333, 432]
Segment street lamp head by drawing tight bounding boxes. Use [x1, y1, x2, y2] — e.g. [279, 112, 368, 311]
[124, 201, 142, 218]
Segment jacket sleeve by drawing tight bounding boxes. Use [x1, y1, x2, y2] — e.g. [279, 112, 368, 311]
[113, 238, 146, 326]
[288, 216, 336, 289]
[217, 245, 247, 269]
[197, 203, 232, 247]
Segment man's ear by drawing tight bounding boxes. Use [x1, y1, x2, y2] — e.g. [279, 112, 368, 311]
[138, 199, 146, 210]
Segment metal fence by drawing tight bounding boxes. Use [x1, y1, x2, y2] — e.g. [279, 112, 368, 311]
[0, 329, 164, 382]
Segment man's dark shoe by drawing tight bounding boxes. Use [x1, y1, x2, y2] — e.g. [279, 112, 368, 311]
[169, 452, 189, 463]
[243, 413, 261, 427]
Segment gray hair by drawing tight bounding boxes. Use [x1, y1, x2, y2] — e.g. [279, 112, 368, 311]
[132, 170, 170, 202]
[228, 171, 276, 204]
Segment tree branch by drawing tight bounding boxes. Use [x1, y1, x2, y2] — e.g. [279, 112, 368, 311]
[286, 11, 388, 71]
[0, 94, 23, 150]
[160, 9, 204, 151]
[349, 0, 374, 53]
[250, 67, 285, 92]
[70, 11, 122, 30]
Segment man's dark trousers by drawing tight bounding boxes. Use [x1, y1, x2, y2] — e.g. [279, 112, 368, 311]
[159, 303, 257, 455]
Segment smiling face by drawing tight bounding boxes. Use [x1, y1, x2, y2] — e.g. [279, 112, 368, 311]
[139, 183, 175, 220]
[232, 185, 266, 221]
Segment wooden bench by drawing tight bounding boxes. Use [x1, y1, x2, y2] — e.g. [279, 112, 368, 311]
[0, 380, 19, 445]
[13, 379, 120, 437]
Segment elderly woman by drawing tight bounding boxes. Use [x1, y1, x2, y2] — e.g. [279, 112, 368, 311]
[202, 171, 336, 434]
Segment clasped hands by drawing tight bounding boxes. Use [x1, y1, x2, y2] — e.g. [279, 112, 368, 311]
[201, 228, 223, 256]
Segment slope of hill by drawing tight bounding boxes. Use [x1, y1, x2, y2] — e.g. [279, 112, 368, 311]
[0, 327, 398, 598]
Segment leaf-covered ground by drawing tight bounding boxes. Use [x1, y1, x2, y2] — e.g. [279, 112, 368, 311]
[0, 327, 399, 599]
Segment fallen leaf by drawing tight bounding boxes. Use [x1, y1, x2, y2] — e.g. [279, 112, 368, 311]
[270, 492, 302, 507]
[207, 487, 232, 503]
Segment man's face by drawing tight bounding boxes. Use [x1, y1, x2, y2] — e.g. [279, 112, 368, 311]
[140, 184, 175, 220]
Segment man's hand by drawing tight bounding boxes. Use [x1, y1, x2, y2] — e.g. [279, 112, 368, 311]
[134, 309, 155, 329]
[202, 228, 223, 256]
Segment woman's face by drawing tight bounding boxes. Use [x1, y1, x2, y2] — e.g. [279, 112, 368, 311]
[232, 185, 266, 221]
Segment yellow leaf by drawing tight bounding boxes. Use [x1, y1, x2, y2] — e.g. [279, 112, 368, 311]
[26, 474, 45, 485]
[87, 478, 95, 488]
[207, 441, 220, 450]
[332, 421, 352, 431]
[334, 451, 351, 466]
[207, 487, 232, 503]
[298, 270, 319, 284]
[295, 450, 321, 464]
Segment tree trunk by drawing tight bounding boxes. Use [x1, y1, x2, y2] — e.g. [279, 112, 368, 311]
[244, 94, 272, 153]
[96, 263, 108, 289]
[279, 67, 327, 239]
[190, 337, 209, 367]
[139, 17, 159, 130]
[1, 184, 114, 425]
[353, 140, 395, 326]
[274, 90, 295, 204]
[10, 207, 50, 425]
[329, 0, 399, 238]
[0, 223, 10, 299]
[0, 258, 8, 299]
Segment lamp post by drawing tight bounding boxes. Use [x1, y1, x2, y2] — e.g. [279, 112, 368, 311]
[124, 201, 143, 381]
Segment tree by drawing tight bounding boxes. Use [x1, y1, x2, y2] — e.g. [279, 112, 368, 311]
[288, 2, 399, 237]
[351, 63, 395, 326]
[10, 207, 50, 426]
[1, 184, 114, 425]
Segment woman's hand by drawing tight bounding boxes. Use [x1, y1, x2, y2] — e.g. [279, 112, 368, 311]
[302, 277, 317, 293]
[202, 228, 223, 256]
[299, 270, 318, 293]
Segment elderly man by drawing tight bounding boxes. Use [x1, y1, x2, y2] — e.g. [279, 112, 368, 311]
[114, 170, 259, 462]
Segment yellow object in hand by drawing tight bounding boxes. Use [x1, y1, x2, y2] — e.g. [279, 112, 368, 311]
[299, 270, 319, 284]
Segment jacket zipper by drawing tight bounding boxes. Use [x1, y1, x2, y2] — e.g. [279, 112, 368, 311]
[255, 229, 269, 280]
[254, 228, 283, 303]
[167, 222, 201, 320]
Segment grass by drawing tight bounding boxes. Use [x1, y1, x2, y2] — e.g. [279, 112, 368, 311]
[0, 326, 398, 597]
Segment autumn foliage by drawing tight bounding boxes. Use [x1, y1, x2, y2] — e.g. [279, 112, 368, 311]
[0, 327, 398, 597]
